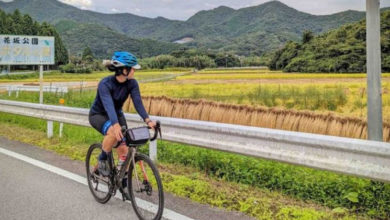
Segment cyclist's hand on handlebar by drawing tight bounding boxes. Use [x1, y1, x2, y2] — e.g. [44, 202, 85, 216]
[146, 120, 157, 129]
[113, 123, 123, 141]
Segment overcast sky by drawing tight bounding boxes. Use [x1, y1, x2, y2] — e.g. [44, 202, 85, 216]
[3, 0, 390, 20]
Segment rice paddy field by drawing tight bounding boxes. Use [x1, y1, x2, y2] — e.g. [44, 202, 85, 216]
[1, 68, 390, 219]
[2, 68, 390, 135]
[138, 69, 390, 122]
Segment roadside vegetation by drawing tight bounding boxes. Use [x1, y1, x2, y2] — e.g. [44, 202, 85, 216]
[0, 112, 386, 219]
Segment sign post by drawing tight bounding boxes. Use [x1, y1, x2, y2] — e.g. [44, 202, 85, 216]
[1, 35, 55, 137]
[39, 65, 43, 104]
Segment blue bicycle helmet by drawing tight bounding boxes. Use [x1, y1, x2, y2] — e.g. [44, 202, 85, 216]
[111, 51, 141, 69]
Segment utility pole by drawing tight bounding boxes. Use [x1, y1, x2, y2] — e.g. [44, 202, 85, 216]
[366, 0, 383, 141]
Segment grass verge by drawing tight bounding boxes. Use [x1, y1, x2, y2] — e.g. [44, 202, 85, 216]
[0, 112, 379, 219]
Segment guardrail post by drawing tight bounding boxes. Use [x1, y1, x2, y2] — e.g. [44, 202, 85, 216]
[39, 65, 43, 104]
[149, 140, 157, 162]
[59, 122, 63, 138]
[47, 120, 53, 138]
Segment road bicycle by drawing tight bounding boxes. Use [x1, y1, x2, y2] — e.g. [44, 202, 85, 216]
[86, 121, 163, 220]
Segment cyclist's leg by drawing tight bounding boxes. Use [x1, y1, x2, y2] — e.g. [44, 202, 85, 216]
[89, 113, 116, 175]
[115, 114, 129, 187]
[102, 126, 117, 153]
[115, 113, 128, 160]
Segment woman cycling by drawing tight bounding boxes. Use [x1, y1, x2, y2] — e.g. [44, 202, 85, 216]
[89, 51, 156, 176]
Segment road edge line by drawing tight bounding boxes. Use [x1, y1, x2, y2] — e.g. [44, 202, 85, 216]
[0, 147, 194, 220]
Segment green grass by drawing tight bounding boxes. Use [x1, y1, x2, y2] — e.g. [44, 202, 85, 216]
[0, 112, 386, 219]
[0, 89, 96, 108]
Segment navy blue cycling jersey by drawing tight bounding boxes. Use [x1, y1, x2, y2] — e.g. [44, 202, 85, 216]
[90, 75, 149, 124]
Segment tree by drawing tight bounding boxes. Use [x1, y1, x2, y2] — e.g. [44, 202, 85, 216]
[302, 30, 314, 44]
[82, 47, 95, 63]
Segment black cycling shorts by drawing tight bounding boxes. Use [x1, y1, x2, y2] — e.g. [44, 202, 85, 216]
[89, 113, 127, 135]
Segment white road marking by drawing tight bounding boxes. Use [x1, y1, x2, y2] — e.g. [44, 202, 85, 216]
[0, 147, 194, 220]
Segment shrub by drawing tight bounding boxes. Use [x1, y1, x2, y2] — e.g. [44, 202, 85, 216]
[157, 141, 390, 219]
[59, 63, 92, 74]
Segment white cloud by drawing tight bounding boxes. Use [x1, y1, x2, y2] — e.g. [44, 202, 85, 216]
[111, 8, 119, 12]
[59, 0, 93, 8]
[204, 3, 217, 8]
[58, 0, 390, 20]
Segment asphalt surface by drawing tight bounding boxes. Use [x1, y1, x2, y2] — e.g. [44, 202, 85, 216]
[0, 152, 141, 220]
[0, 137, 255, 220]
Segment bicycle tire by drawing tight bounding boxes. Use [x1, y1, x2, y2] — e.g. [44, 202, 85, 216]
[128, 153, 164, 220]
[86, 143, 112, 204]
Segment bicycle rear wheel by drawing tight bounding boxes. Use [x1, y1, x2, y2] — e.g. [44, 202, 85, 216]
[128, 153, 164, 220]
[86, 143, 112, 204]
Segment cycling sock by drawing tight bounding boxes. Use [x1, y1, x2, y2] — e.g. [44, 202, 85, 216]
[98, 150, 110, 161]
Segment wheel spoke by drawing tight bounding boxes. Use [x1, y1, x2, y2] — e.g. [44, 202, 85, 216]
[86, 143, 112, 204]
[128, 153, 164, 220]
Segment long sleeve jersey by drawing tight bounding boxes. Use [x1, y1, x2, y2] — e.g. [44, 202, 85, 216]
[90, 75, 149, 124]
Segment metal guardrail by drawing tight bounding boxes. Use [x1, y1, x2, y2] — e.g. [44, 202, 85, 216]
[0, 99, 389, 183]
[6, 85, 68, 97]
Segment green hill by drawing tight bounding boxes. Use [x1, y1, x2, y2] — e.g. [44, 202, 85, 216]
[269, 10, 390, 73]
[54, 20, 181, 58]
[0, 0, 367, 56]
[0, 0, 181, 58]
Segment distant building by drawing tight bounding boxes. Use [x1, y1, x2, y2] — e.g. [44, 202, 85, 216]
[173, 37, 194, 44]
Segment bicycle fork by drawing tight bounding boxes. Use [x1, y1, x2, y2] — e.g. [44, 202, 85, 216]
[131, 148, 143, 192]
[130, 148, 150, 193]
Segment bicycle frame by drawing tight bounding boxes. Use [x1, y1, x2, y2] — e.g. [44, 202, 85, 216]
[108, 145, 147, 197]
[105, 122, 160, 199]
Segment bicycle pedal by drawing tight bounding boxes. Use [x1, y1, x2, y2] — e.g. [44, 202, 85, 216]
[90, 174, 98, 183]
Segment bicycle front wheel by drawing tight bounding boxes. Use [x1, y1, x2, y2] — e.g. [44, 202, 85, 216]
[128, 153, 164, 220]
[86, 143, 112, 204]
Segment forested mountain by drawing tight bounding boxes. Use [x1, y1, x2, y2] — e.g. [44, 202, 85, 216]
[0, 0, 367, 56]
[54, 20, 181, 58]
[269, 10, 390, 73]
[0, 9, 68, 65]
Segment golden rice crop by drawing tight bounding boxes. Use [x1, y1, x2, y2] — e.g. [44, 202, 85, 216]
[177, 73, 390, 80]
[124, 96, 390, 141]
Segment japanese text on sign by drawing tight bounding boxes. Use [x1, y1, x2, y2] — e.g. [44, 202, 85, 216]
[0, 35, 55, 65]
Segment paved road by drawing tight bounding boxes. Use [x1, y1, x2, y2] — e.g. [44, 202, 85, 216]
[0, 137, 254, 220]
[0, 152, 141, 220]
